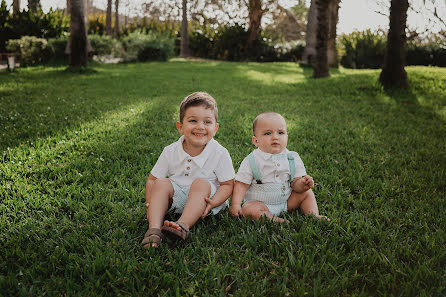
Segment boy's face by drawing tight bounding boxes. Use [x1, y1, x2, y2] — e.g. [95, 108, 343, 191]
[252, 115, 288, 154]
[176, 105, 219, 151]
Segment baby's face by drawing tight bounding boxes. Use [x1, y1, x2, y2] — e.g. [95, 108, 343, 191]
[252, 115, 288, 154]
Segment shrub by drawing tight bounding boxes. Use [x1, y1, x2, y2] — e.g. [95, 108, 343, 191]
[47, 35, 68, 61]
[212, 24, 249, 61]
[88, 34, 124, 57]
[6, 35, 51, 65]
[406, 42, 446, 67]
[121, 31, 174, 62]
[189, 30, 214, 59]
[339, 30, 386, 69]
[275, 40, 305, 62]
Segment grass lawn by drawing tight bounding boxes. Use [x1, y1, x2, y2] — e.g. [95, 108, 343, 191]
[1, 60, 445, 296]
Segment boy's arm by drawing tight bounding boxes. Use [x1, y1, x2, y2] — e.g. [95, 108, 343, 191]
[291, 175, 314, 193]
[229, 181, 250, 217]
[145, 174, 157, 220]
[202, 179, 234, 218]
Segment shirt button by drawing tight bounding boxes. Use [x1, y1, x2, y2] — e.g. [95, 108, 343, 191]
[186, 167, 190, 170]
[276, 163, 280, 167]
[275, 174, 279, 178]
[185, 173, 189, 176]
[187, 159, 191, 162]
[282, 185, 286, 190]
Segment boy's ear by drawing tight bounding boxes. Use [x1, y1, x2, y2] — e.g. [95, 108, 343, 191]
[176, 121, 183, 134]
[214, 123, 219, 133]
[252, 135, 259, 147]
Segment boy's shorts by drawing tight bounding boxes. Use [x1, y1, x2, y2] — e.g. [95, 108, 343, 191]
[169, 179, 226, 215]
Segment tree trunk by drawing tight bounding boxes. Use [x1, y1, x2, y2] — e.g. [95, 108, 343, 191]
[28, 0, 39, 12]
[247, 0, 264, 47]
[13, 0, 20, 15]
[327, 0, 340, 67]
[180, 0, 189, 57]
[300, 0, 317, 65]
[379, 0, 409, 89]
[313, 0, 330, 78]
[302, 0, 338, 67]
[114, 0, 119, 37]
[106, 0, 112, 36]
[68, 0, 88, 67]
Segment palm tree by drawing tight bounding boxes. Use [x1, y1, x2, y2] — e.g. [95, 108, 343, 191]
[68, 0, 89, 67]
[379, 0, 409, 88]
[13, 0, 20, 15]
[313, 0, 330, 78]
[114, 0, 120, 37]
[180, 0, 190, 57]
[106, 0, 112, 36]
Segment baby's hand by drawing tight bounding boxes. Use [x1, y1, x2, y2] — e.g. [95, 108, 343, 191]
[301, 175, 314, 191]
[202, 197, 217, 218]
[229, 204, 243, 217]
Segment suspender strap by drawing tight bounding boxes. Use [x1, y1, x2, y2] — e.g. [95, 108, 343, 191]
[287, 153, 295, 181]
[248, 152, 263, 184]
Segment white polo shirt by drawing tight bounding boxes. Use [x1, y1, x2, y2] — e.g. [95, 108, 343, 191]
[235, 148, 307, 185]
[151, 135, 235, 189]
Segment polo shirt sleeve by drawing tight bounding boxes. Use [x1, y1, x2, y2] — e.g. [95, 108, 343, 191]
[214, 149, 236, 183]
[234, 156, 253, 185]
[291, 151, 307, 177]
[150, 147, 169, 179]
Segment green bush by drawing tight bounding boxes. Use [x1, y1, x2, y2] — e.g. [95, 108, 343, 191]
[6, 35, 51, 65]
[275, 40, 305, 62]
[189, 30, 214, 59]
[406, 42, 446, 67]
[339, 30, 386, 69]
[88, 16, 106, 35]
[121, 31, 174, 62]
[47, 35, 68, 61]
[88, 34, 124, 57]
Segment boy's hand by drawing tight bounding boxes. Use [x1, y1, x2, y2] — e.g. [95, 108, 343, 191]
[229, 204, 243, 217]
[202, 197, 217, 218]
[301, 175, 314, 191]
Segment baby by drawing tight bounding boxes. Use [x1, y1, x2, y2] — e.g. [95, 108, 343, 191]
[141, 92, 235, 248]
[229, 112, 327, 222]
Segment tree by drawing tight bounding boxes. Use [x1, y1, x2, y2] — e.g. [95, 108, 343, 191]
[379, 0, 409, 88]
[115, 0, 120, 36]
[28, 0, 40, 12]
[180, 0, 189, 57]
[301, 0, 339, 67]
[106, 0, 112, 35]
[68, 0, 89, 67]
[12, 0, 19, 15]
[313, 0, 330, 78]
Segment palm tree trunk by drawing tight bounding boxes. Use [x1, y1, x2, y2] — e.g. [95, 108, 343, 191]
[106, 0, 112, 36]
[180, 0, 189, 57]
[379, 0, 409, 88]
[247, 0, 264, 47]
[301, 0, 317, 65]
[68, 0, 88, 67]
[313, 0, 330, 78]
[327, 0, 340, 67]
[13, 0, 20, 15]
[114, 0, 119, 37]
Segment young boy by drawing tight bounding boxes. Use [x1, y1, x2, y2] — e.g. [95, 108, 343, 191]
[229, 112, 327, 223]
[141, 92, 235, 248]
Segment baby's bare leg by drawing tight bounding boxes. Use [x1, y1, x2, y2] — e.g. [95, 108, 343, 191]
[287, 189, 327, 220]
[164, 178, 211, 231]
[148, 178, 174, 230]
[242, 201, 285, 223]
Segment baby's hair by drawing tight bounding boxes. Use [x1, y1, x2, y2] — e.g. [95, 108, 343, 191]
[179, 92, 218, 123]
[252, 111, 285, 135]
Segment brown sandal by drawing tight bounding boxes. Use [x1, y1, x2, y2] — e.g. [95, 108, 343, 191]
[162, 221, 190, 242]
[141, 228, 164, 248]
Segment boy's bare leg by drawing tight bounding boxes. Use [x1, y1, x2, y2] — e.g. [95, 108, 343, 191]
[242, 201, 285, 223]
[164, 178, 211, 231]
[148, 178, 174, 230]
[287, 189, 327, 220]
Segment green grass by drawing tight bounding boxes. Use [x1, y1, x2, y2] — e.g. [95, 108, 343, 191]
[1, 61, 445, 296]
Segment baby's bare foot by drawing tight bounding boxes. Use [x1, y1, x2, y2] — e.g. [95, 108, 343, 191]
[163, 220, 183, 231]
[271, 216, 285, 223]
[315, 215, 330, 221]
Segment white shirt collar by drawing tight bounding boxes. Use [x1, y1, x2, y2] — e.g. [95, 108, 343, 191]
[255, 148, 289, 160]
[176, 135, 215, 168]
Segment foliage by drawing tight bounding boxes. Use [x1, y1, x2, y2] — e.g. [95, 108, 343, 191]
[88, 15, 106, 36]
[0, 62, 445, 296]
[47, 35, 68, 61]
[88, 34, 124, 57]
[406, 41, 446, 67]
[275, 40, 305, 62]
[339, 30, 387, 69]
[0, 1, 69, 52]
[120, 31, 174, 62]
[6, 35, 51, 65]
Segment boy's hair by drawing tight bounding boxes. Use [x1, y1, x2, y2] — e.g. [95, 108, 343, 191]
[252, 112, 285, 135]
[179, 92, 218, 123]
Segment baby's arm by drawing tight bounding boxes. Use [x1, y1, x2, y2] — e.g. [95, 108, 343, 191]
[145, 174, 157, 220]
[229, 181, 250, 217]
[291, 175, 314, 193]
[202, 179, 234, 217]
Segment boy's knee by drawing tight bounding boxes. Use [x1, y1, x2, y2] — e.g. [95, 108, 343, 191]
[153, 177, 172, 188]
[190, 178, 211, 190]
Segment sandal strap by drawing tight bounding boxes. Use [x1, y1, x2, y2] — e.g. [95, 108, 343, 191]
[141, 228, 163, 246]
[176, 221, 190, 235]
[145, 228, 164, 238]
